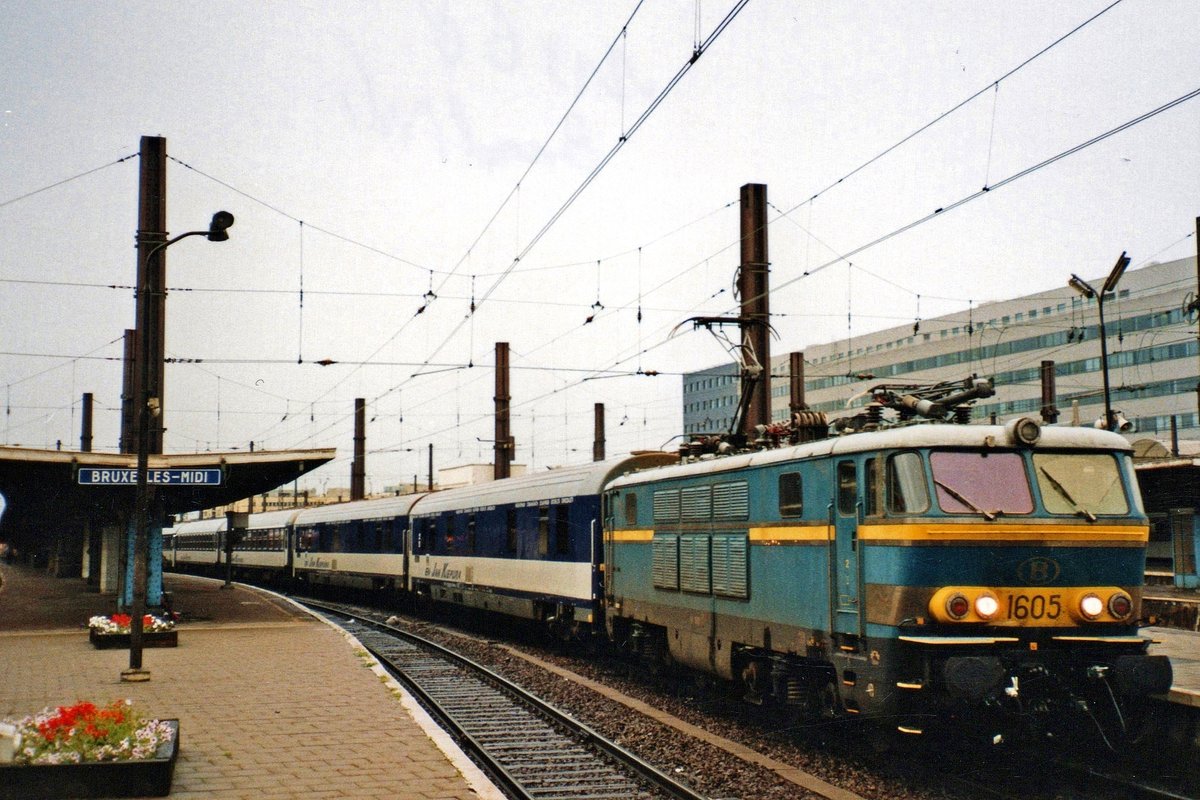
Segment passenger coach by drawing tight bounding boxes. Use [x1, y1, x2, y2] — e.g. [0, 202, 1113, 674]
[409, 453, 673, 637]
[292, 494, 422, 593]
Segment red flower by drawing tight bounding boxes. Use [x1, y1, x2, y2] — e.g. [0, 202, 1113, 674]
[35, 701, 131, 744]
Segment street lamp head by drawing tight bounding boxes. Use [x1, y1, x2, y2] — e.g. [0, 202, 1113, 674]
[207, 211, 235, 242]
[1101, 251, 1131, 295]
[1067, 274, 1095, 299]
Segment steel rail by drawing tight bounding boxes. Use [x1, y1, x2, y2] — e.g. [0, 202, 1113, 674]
[302, 599, 709, 800]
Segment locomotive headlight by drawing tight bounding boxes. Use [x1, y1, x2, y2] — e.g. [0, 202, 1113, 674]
[1079, 593, 1105, 620]
[946, 593, 970, 620]
[974, 593, 1000, 620]
[1005, 416, 1042, 446]
[1108, 592, 1133, 619]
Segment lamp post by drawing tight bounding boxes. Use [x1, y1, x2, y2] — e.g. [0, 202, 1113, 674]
[1068, 251, 1131, 435]
[123, 211, 234, 683]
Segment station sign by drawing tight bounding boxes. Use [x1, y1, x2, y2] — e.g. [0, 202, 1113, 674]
[77, 467, 223, 486]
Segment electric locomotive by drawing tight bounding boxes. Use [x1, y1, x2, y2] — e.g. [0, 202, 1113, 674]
[602, 382, 1171, 741]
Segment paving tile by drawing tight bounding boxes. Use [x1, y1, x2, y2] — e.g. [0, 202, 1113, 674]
[0, 565, 502, 799]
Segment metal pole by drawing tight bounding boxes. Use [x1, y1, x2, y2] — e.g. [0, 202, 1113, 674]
[1040, 360, 1059, 424]
[119, 330, 136, 453]
[134, 135, 167, 456]
[123, 136, 166, 682]
[351, 397, 366, 500]
[593, 403, 605, 462]
[494, 342, 512, 479]
[1097, 293, 1115, 432]
[124, 254, 155, 681]
[80, 392, 93, 452]
[737, 184, 771, 436]
[788, 352, 806, 414]
[121, 205, 234, 682]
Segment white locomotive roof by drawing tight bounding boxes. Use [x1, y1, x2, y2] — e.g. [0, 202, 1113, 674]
[411, 452, 675, 516]
[607, 423, 1131, 489]
[293, 493, 426, 526]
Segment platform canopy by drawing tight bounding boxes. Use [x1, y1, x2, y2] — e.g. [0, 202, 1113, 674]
[0, 446, 335, 554]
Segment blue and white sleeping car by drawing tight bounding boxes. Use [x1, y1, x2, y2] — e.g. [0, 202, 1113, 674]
[292, 494, 424, 592]
[409, 453, 674, 634]
[167, 515, 225, 571]
[225, 508, 302, 578]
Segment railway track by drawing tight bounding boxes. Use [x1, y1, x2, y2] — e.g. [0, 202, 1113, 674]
[288, 590, 1198, 800]
[301, 599, 709, 800]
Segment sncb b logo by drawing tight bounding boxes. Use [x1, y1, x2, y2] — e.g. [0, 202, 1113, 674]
[1017, 557, 1060, 585]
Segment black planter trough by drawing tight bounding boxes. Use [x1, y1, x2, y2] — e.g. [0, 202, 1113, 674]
[89, 629, 178, 649]
[0, 719, 179, 799]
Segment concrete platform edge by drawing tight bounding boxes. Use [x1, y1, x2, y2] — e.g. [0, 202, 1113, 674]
[242, 581, 507, 800]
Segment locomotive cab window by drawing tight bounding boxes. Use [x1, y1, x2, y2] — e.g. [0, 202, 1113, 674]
[887, 452, 930, 514]
[778, 472, 803, 517]
[864, 458, 880, 517]
[624, 493, 638, 527]
[930, 451, 1032, 516]
[836, 461, 857, 516]
[1033, 452, 1128, 517]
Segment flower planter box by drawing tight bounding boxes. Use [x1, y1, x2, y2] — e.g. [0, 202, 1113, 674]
[89, 629, 178, 649]
[0, 719, 178, 800]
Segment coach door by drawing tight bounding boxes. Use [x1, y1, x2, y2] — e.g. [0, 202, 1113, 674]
[831, 459, 864, 637]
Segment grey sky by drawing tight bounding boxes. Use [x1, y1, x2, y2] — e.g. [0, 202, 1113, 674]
[2, 1, 1197, 492]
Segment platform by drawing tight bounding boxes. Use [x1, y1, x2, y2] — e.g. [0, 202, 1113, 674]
[0, 564, 502, 799]
[1148, 625, 1200, 708]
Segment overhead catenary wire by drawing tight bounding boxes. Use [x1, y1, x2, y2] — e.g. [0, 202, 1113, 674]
[415, 0, 1143, 404]
[528, 78, 1200, 411]
[761, 85, 1200, 306]
[4, 2, 1184, 472]
[777, 0, 1126, 216]
[0, 154, 136, 210]
[354, 0, 752, 421]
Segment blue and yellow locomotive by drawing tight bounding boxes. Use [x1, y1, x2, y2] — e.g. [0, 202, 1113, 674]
[603, 407, 1171, 739]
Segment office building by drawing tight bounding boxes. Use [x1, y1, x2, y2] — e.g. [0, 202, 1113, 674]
[682, 256, 1198, 440]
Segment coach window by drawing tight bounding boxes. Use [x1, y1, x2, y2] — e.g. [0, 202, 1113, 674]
[887, 452, 930, 513]
[445, 514, 456, 551]
[538, 507, 550, 556]
[506, 509, 518, 552]
[624, 493, 638, 526]
[837, 461, 857, 516]
[555, 505, 571, 555]
[779, 472, 803, 517]
[467, 514, 477, 553]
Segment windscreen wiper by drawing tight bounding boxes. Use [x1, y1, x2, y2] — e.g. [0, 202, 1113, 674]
[933, 479, 997, 521]
[1038, 466, 1097, 522]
